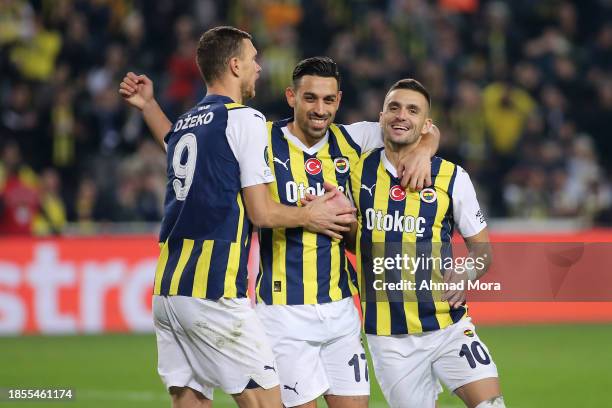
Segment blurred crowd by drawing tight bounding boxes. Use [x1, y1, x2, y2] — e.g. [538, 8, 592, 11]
[1, 0, 611, 235]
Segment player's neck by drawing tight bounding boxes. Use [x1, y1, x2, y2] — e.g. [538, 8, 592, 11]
[286, 122, 319, 148]
[205, 82, 243, 104]
[384, 139, 420, 173]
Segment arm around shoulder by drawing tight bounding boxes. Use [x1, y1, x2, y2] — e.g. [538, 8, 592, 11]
[421, 123, 440, 157]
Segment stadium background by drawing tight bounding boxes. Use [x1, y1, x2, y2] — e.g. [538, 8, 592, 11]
[1, 0, 612, 407]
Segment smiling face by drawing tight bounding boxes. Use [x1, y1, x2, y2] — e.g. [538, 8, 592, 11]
[238, 39, 261, 100]
[285, 75, 342, 146]
[380, 88, 432, 149]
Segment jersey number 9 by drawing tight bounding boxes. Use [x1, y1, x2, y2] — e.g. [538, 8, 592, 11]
[172, 133, 197, 201]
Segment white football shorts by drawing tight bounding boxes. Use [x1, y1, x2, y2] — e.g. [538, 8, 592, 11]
[367, 317, 498, 408]
[153, 295, 279, 400]
[256, 297, 369, 407]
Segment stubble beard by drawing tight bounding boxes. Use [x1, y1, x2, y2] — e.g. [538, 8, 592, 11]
[297, 113, 331, 143]
[241, 80, 255, 101]
[385, 128, 420, 152]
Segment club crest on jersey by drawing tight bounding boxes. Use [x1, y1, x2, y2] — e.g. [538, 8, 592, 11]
[389, 185, 406, 201]
[463, 329, 474, 338]
[305, 158, 322, 175]
[333, 157, 349, 174]
[419, 188, 437, 203]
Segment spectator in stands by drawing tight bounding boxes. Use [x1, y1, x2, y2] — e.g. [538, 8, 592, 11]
[1, 0, 611, 229]
[73, 177, 99, 234]
[450, 80, 487, 164]
[0, 141, 39, 235]
[9, 15, 61, 81]
[483, 78, 536, 158]
[0, 82, 42, 164]
[33, 168, 66, 236]
[164, 15, 200, 117]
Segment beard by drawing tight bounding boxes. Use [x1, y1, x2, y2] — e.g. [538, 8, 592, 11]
[384, 128, 421, 151]
[300, 112, 333, 139]
[241, 81, 255, 100]
[293, 119, 325, 143]
[392, 132, 419, 145]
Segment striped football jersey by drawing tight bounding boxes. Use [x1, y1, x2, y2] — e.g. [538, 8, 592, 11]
[256, 118, 368, 305]
[155, 95, 273, 300]
[351, 148, 486, 335]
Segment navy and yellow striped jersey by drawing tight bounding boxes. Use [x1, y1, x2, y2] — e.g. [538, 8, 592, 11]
[256, 118, 366, 305]
[351, 148, 474, 335]
[154, 94, 272, 300]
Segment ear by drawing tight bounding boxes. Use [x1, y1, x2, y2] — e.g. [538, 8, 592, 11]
[229, 56, 240, 77]
[421, 118, 433, 135]
[285, 87, 296, 108]
[336, 90, 343, 105]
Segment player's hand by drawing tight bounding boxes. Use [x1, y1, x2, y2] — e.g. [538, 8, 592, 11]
[299, 181, 335, 205]
[118, 72, 155, 111]
[398, 143, 432, 191]
[441, 269, 467, 309]
[302, 187, 356, 240]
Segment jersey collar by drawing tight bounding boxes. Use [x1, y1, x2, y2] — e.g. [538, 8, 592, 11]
[277, 117, 329, 155]
[381, 150, 400, 179]
[199, 94, 235, 105]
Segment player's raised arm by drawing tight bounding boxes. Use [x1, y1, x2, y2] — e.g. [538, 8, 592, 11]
[119, 72, 172, 150]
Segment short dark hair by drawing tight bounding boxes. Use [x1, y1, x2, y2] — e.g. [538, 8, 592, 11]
[292, 56, 341, 89]
[385, 79, 431, 109]
[196, 26, 252, 84]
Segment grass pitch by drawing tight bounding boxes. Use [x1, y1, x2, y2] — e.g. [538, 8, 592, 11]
[0, 324, 610, 407]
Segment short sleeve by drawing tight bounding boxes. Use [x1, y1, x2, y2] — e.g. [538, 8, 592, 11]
[452, 166, 487, 238]
[226, 108, 274, 188]
[343, 121, 383, 153]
